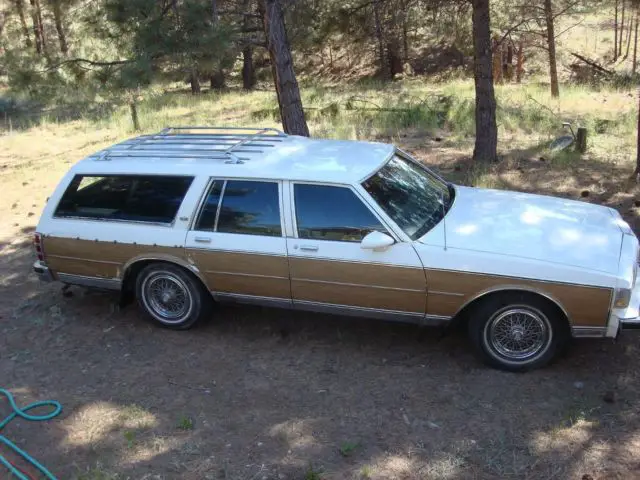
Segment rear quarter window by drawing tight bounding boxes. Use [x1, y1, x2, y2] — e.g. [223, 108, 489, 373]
[54, 174, 194, 224]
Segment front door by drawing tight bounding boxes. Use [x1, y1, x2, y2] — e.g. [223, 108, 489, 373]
[286, 182, 426, 320]
[185, 179, 290, 306]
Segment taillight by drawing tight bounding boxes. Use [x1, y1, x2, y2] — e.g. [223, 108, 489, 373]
[34, 233, 45, 262]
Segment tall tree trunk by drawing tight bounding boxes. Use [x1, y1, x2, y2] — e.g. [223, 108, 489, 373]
[241, 0, 256, 90]
[387, 40, 403, 77]
[259, 0, 309, 136]
[625, 13, 634, 59]
[190, 68, 201, 94]
[373, 0, 387, 79]
[492, 35, 503, 84]
[544, 0, 560, 98]
[620, 0, 626, 57]
[29, 0, 46, 56]
[516, 39, 524, 83]
[634, 7, 639, 73]
[615, 0, 619, 61]
[210, 71, 225, 90]
[471, 0, 498, 163]
[401, 6, 409, 64]
[15, 0, 33, 49]
[51, 0, 68, 55]
[634, 88, 640, 177]
[208, 0, 224, 90]
[211, 0, 218, 20]
[242, 45, 256, 90]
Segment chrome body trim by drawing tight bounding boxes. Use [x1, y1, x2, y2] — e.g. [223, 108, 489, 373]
[571, 326, 607, 338]
[57, 273, 121, 290]
[293, 300, 447, 325]
[45, 254, 121, 265]
[429, 290, 465, 297]
[291, 277, 424, 293]
[213, 292, 292, 308]
[211, 293, 450, 326]
[186, 247, 287, 258]
[426, 267, 615, 291]
[207, 270, 289, 281]
[33, 261, 54, 282]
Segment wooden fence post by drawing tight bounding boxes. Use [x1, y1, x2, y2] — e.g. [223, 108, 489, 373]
[576, 127, 588, 153]
[130, 102, 141, 131]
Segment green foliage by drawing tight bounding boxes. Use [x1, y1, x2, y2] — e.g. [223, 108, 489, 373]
[176, 415, 194, 430]
[305, 464, 324, 480]
[123, 430, 136, 448]
[338, 440, 360, 457]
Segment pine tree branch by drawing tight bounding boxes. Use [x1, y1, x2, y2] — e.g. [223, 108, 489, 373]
[495, 18, 534, 46]
[41, 58, 135, 72]
[217, 10, 260, 18]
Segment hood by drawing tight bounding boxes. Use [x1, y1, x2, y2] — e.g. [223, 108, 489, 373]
[420, 185, 626, 274]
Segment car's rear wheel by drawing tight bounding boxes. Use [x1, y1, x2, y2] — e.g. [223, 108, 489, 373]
[468, 292, 569, 372]
[136, 263, 212, 330]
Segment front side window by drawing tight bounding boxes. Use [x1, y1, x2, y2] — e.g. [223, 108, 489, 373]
[55, 175, 194, 224]
[294, 184, 386, 242]
[195, 180, 282, 236]
[363, 155, 453, 240]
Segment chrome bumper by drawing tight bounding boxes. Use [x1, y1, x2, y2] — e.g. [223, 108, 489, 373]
[608, 279, 640, 336]
[33, 260, 54, 282]
[620, 316, 640, 330]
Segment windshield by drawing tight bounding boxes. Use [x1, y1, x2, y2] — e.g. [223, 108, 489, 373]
[362, 154, 453, 240]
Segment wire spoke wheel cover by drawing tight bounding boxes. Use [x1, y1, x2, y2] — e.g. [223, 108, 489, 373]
[484, 306, 552, 364]
[142, 272, 193, 324]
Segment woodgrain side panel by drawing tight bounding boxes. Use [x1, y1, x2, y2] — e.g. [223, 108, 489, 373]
[188, 250, 290, 298]
[43, 237, 185, 279]
[289, 257, 426, 313]
[426, 269, 612, 327]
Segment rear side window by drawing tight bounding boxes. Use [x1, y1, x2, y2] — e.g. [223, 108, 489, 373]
[195, 180, 281, 236]
[294, 184, 386, 242]
[55, 175, 194, 224]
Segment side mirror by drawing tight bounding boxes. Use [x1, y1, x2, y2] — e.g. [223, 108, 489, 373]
[360, 231, 395, 251]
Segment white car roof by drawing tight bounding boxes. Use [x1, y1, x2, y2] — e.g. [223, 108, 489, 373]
[73, 128, 395, 185]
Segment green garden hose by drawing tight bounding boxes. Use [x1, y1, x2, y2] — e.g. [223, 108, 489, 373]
[0, 388, 62, 480]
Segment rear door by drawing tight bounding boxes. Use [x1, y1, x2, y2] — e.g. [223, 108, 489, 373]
[286, 182, 426, 320]
[185, 178, 291, 307]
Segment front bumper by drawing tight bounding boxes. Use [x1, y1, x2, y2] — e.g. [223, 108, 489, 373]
[33, 260, 54, 282]
[608, 278, 640, 336]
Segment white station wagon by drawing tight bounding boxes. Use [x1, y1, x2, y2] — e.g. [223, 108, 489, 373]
[33, 127, 640, 371]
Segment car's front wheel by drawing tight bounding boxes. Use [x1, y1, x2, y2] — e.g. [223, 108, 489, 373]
[135, 263, 212, 330]
[468, 293, 569, 372]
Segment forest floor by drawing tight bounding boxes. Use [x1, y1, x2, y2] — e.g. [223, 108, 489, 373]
[2, 79, 640, 479]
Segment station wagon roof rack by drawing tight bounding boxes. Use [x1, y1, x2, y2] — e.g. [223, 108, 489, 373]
[93, 126, 288, 164]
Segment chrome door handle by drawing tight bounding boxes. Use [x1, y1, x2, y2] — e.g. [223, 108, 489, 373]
[194, 236, 212, 244]
[299, 244, 318, 252]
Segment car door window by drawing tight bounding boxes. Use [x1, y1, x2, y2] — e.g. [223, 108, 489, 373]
[194, 181, 223, 231]
[196, 180, 281, 236]
[294, 184, 386, 242]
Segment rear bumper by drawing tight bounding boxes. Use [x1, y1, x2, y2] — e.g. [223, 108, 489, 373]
[33, 260, 54, 282]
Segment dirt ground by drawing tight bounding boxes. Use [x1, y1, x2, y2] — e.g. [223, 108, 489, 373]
[3, 128, 640, 479]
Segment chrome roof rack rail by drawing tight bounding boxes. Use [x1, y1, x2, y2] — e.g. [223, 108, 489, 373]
[95, 127, 287, 163]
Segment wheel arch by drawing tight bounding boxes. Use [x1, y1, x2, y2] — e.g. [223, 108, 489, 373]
[452, 286, 571, 330]
[121, 255, 209, 295]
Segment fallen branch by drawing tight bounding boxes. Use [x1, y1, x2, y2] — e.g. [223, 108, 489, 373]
[569, 52, 614, 75]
